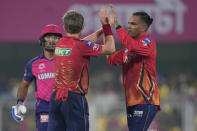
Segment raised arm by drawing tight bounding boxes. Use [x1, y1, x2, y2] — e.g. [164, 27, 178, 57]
[109, 4, 154, 56]
[109, 4, 130, 47]
[99, 6, 115, 55]
[82, 28, 103, 43]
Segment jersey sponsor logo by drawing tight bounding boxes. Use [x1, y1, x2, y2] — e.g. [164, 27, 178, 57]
[127, 110, 143, 118]
[86, 40, 93, 47]
[55, 47, 72, 56]
[38, 72, 54, 80]
[93, 44, 99, 51]
[141, 40, 147, 46]
[40, 115, 49, 122]
[144, 37, 151, 43]
[133, 110, 143, 117]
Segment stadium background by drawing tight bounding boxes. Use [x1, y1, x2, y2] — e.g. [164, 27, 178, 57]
[0, 0, 197, 131]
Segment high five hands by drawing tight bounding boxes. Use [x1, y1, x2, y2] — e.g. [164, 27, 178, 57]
[98, 4, 118, 27]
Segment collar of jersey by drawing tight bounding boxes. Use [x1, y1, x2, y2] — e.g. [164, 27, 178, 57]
[135, 34, 149, 40]
[40, 53, 54, 61]
[64, 36, 80, 40]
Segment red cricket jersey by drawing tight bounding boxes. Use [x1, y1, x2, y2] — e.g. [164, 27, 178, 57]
[54, 36, 102, 94]
[107, 28, 160, 107]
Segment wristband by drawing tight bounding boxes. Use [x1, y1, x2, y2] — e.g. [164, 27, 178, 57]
[17, 99, 24, 104]
[102, 24, 113, 36]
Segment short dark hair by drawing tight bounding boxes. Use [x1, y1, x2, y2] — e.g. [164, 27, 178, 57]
[133, 11, 153, 28]
[62, 10, 84, 34]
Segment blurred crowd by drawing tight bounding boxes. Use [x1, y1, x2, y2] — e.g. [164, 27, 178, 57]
[0, 69, 197, 131]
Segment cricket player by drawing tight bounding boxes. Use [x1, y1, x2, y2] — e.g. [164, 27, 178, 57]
[47, 6, 115, 131]
[12, 24, 62, 131]
[107, 5, 160, 131]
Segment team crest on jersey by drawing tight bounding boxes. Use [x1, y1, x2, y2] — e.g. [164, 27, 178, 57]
[55, 47, 72, 56]
[38, 63, 45, 70]
[93, 44, 99, 51]
[86, 40, 93, 47]
[144, 37, 151, 43]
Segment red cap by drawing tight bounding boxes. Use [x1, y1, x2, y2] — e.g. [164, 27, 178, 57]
[41, 24, 62, 37]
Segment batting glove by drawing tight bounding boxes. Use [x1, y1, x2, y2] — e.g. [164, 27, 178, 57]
[12, 102, 27, 122]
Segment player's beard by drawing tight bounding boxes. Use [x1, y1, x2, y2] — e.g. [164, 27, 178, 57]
[44, 48, 55, 52]
[128, 31, 133, 37]
[43, 41, 56, 52]
[128, 30, 140, 39]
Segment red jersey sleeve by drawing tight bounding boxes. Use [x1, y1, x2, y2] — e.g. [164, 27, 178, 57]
[77, 40, 102, 57]
[107, 49, 124, 66]
[116, 28, 155, 56]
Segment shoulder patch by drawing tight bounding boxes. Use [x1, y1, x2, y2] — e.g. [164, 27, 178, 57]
[93, 44, 99, 51]
[86, 40, 93, 47]
[144, 37, 151, 43]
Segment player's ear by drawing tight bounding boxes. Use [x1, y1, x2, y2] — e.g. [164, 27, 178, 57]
[63, 25, 66, 31]
[39, 36, 44, 46]
[63, 25, 68, 34]
[82, 24, 84, 31]
[141, 24, 148, 32]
